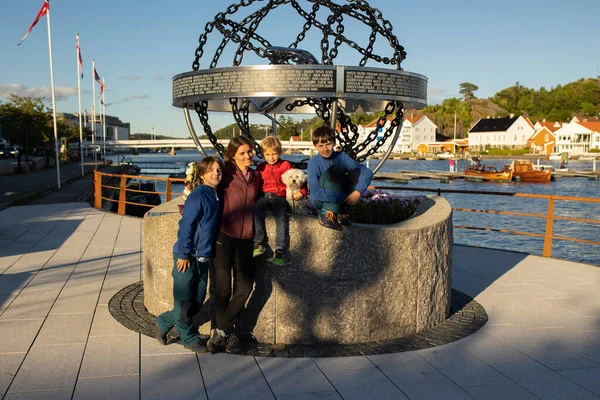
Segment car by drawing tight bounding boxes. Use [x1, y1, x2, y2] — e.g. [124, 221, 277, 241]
[5, 146, 21, 158]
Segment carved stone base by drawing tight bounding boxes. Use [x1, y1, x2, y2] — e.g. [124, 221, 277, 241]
[142, 196, 452, 344]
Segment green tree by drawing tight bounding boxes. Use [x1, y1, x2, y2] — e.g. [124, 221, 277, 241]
[459, 82, 479, 101]
[0, 95, 51, 155]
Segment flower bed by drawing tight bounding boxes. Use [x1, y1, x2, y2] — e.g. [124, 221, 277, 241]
[350, 189, 421, 225]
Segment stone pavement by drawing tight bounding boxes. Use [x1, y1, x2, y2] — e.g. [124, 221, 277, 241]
[0, 159, 101, 211]
[0, 203, 599, 400]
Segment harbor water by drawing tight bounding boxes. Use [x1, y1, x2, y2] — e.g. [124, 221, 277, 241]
[107, 151, 599, 266]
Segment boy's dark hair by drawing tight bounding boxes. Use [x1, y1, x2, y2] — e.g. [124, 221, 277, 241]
[224, 135, 253, 162]
[198, 156, 224, 183]
[312, 126, 336, 146]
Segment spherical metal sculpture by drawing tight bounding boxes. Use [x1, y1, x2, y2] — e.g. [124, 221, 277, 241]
[172, 0, 427, 171]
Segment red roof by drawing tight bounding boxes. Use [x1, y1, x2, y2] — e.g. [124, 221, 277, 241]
[537, 121, 561, 132]
[579, 121, 600, 132]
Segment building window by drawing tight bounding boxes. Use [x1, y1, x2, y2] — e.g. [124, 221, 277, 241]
[514, 135, 517, 141]
[545, 134, 549, 142]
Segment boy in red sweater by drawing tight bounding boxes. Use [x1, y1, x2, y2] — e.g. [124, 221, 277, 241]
[253, 136, 307, 265]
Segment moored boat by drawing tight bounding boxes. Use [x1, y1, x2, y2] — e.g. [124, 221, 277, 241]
[464, 164, 513, 181]
[511, 160, 552, 183]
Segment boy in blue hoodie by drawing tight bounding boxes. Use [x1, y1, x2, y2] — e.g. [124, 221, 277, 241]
[307, 126, 374, 230]
[155, 156, 223, 353]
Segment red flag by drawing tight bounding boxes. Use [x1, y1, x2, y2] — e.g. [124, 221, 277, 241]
[18, 0, 49, 46]
[76, 36, 83, 79]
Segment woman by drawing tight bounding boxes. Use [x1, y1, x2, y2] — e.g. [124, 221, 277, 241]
[155, 156, 223, 353]
[207, 136, 261, 354]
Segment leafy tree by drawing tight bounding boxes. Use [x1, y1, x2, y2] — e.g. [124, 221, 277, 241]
[0, 95, 51, 155]
[459, 82, 479, 101]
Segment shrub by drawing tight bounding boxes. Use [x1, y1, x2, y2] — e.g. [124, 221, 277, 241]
[349, 190, 421, 224]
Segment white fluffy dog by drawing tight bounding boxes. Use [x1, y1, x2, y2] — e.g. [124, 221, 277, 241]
[281, 168, 313, 215]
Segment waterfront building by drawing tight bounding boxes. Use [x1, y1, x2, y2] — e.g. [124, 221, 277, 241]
[467, 114, 535, 151]
[357, 115, 438, 153]
[553, 119, 600, 155]
[58, 112, 130, 142]
[528, 124, 558, 156]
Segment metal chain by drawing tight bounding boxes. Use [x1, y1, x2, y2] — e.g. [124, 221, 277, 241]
[289, 2, 319, 48]
[230, 98, 264, 159]
[194, 101, 226, 157]
[354, 101, 404, 162]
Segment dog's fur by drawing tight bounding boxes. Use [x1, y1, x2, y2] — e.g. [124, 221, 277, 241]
[281, 168, 314, 215]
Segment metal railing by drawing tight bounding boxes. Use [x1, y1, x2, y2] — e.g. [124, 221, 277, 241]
[93, 170, 184, 215]
[92, 170, 599, 259]
[370, 185, 600, 258]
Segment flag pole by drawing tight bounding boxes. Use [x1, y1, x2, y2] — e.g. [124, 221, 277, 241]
[102, 75, 106, 164]
[76, 33, 84, 176]
[46, 5, 61, 188]
[92, 59, 97, 169]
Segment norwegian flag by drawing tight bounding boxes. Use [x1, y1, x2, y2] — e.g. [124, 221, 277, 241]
[94, 67, 105, 95]
[76, 36, 83, 79]
[18, 0, 49, 46]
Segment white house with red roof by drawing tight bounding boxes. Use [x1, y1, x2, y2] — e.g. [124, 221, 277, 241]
[553, 118, 600, 154]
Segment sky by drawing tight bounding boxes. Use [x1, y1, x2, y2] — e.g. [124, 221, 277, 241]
[0, 0, 598, 138]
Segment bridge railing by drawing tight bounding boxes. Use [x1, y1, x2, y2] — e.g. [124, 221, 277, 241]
[93, 170, 185, 215]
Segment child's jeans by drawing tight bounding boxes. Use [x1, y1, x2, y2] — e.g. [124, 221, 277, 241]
[254, 192, 289, 250]
[315, 166, 360, 213]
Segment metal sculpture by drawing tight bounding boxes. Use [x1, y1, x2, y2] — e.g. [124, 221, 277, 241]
[172, 0, 427, 172]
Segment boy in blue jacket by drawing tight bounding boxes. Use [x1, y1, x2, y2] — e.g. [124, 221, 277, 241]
[307, 126, 374, 230]
[155, 156, 223, 353]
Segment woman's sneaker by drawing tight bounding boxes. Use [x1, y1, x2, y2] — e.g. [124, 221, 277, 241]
[225, 333, 242, 354]
[253, 243, 266, 257]
[206, 329, 227, 354]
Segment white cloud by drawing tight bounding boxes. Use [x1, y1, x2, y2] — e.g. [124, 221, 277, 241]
[109, 94, 149, 105]
[0, 84, 77, 101]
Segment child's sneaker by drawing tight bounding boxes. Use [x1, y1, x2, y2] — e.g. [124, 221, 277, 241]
[184, 342, 208, 353]
[338, 213, 352, 227]
[273, 249, 285, 266]
[154, 321, 168, 346]
[253, 243, 266, 257]
[318, 210, 343, 231]
[225, 333, 242, 354]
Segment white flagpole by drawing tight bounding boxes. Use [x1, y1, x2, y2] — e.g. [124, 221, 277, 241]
[76, 33, 84, 176]
[46, 6, 61, 188]
[92, 59, 97, 168]
[102, 75, 106, 164]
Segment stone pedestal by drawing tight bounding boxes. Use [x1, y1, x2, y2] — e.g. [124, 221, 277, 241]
[142, 196, 452, 344]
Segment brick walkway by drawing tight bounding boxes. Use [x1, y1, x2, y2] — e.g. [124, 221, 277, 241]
[0, 203, 599, 399]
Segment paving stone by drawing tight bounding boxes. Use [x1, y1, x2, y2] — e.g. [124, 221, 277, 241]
[313, 356, 375, 371]
[141, 353, 206, 400]
[8, 344, 85, 393]
[491, 359, 599, 400]
[0, 319, 43, 353]
[199, 353, 274, 399]
[323, 367, 408, 400]
[393, 382, 473, 400]
[559, 368, 600, 396]
[257, 358, 333, 395]
[34, 313, 93, 345]
[463, 383, 540, 400]
[78, 335, 139, 378]
[275, 392, 342, 400]
[4, 389, 74, 400]
[0, 353, 26, 398]
[0, 289, 59, 320]
[89, 305, 136, 337]
[73, 375, 138, 400]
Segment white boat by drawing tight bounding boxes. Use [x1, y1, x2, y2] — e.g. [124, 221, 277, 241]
[533, 164, 554, 171]
[549, 155, 562, 161]
[436, 152, 453, 160]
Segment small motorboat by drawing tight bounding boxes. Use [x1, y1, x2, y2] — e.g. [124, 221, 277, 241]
[464, 164, 513, 181]
[510, 160, 551, 183]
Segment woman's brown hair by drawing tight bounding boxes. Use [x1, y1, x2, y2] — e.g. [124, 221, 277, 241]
[224, 135, 254, 162]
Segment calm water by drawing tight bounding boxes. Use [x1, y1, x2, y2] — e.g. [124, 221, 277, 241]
[108, 151, 600, 265]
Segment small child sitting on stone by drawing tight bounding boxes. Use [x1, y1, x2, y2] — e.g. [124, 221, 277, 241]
[253, 136, 307, 265]
[307, 126, 374, 230]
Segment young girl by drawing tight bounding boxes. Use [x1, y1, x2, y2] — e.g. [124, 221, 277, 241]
[155, 155, 223, 353]
[253, 136, 307, 265]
